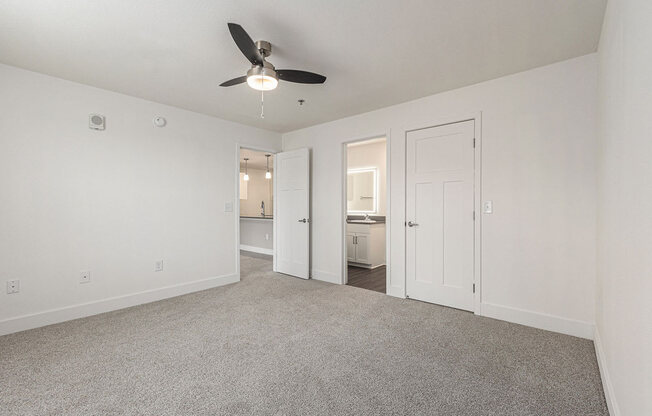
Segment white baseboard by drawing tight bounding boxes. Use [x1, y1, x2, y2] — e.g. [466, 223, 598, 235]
[240, 244, 273, 256]
[347, 262, 386, 270]
[594, 327, 620, 416]
[312, 269, 340, 284]
[386, 286, 405, 299]
[0, 273, 239, 336]
[480, 302, 594, 340]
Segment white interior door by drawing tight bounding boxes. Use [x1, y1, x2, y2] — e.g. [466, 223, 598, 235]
[406, 120, 475, 311]
[275, 148, 310, 279]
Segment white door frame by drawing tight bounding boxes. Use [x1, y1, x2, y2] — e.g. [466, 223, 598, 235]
[402, 113, 482, 313]
[235, 143, 278, 279]
[340, 132, 391, 291]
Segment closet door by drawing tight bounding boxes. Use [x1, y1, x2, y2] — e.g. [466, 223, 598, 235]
[405, 120, 475, 311]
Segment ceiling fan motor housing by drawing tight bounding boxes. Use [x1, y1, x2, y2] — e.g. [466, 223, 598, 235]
[255, 40, 272, 57]
[247, 62, 277, 81]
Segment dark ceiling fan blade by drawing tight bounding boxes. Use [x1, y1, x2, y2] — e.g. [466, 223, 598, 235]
[277, 69, 326, 84]
[219, 76, 247, 87]
[227, 23, 263, 65]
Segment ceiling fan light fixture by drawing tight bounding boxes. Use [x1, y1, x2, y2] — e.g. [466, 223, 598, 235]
[246, 66, 278, 91]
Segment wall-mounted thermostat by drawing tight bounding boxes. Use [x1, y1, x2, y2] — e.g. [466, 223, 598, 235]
[153, 116, 167, 127]
[89, 114, 105, 130]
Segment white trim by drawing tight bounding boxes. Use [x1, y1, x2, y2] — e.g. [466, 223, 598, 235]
[347, 262, 386, 269]
[594, 327, 620, 416]
[480, 302, 594, 339]
[347, 137, 386, 147]
[385, 129, 391, 295]
[0, 273, 239, 336]
[239, 244, 273, 256]
[386, 285, 403, 298]
[235, 144, 242, 279]
[312, 269, 340, 284]
[472, 114, 483, 313]
[341, 143, 348, 284]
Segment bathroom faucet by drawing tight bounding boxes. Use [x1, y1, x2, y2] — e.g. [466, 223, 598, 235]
[261, 201, 265, 216]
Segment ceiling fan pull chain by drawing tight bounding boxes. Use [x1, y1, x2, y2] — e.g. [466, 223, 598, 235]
[260, 88, 265, 119]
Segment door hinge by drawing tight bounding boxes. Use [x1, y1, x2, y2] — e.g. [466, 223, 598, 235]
[473, 211, 476, 221]
[473, 138, 476, 148]
[473, 283, 476, 293]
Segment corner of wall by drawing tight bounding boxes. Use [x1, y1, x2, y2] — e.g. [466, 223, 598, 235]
[593, 327, 621, 416]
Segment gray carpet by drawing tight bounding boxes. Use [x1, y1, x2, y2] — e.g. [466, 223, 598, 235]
[0, 252, 608, 415]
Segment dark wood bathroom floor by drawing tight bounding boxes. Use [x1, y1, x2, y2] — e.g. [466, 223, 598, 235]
[347, 265, 386, 293]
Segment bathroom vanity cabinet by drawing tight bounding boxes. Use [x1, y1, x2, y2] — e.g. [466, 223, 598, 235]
[346, 222, 385, 269]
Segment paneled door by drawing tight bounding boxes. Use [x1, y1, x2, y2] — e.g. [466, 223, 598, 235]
[275, 148, 310, 279]
[405, 120, 475, 311]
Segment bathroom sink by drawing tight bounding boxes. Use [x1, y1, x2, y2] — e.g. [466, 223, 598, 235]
[348, 219, 377, 224]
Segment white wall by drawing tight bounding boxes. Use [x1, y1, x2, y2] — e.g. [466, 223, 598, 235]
[0, 64, 281, 334]
[239, 219, 273, 253]
[347, 139, 387, 216]
[283, 54, 598, 339]
[595, 1, 652, 414]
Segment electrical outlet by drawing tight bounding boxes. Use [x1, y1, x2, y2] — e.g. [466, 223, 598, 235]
[6, 279, 20, 294]
[155, 260, 164, 272]
[80, 270, 91, 284]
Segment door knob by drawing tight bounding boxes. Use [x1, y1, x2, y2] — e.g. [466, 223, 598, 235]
[298, 218, 309, 223]
[407, 221, 419, 227]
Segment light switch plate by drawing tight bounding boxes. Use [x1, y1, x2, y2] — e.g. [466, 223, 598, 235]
[155, 260, 164, 272]
[483, 201, 493, 214]
[224, 201, 233, 212]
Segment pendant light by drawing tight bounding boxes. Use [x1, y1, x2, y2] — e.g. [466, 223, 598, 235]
[243, 158, 250, 181]
[265, 154, 272, 179]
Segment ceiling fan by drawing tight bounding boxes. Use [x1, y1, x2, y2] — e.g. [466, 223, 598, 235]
[219, 23, 326, 91]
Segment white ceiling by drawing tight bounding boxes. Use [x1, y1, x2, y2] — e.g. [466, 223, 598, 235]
[0, 1, 606, 133]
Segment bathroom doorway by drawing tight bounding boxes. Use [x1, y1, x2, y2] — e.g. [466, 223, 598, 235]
[342, 137, 387, 293]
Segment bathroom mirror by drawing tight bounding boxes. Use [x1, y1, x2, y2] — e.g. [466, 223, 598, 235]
[347, 168, 377, 213]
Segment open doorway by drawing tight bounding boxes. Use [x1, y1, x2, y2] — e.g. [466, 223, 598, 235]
[343, 137, 387, 293]
[238, 147, 275, 272]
